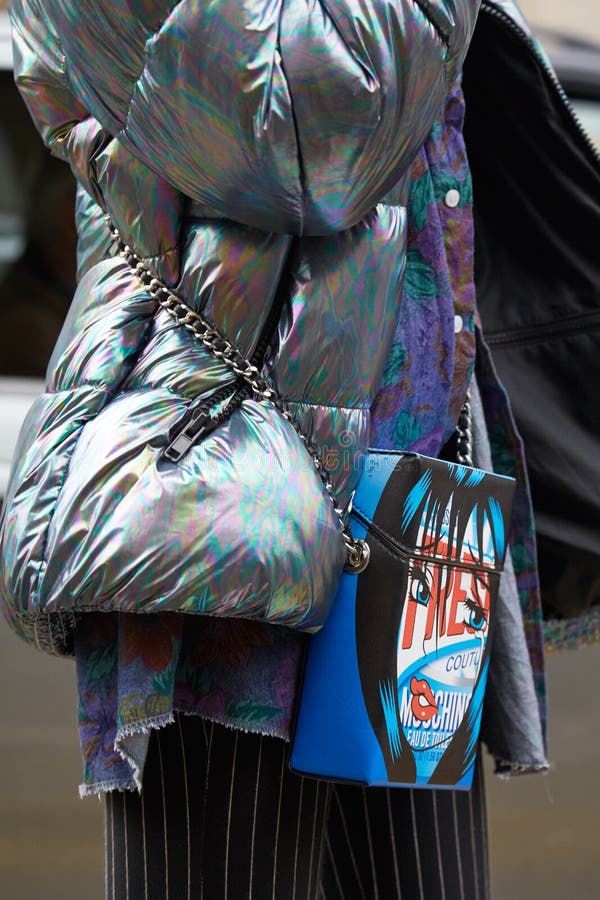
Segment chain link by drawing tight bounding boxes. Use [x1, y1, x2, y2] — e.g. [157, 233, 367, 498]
[456, 391, 473, 467]
[111, 225, 369, 571]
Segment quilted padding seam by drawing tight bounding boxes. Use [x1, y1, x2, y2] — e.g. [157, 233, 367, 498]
[101, 214, 181, 263]
[104, 238, 228, 345]
[137, 298, 245, 373]
[96, 178, 182, 263]
[284, 398, 371, 412]
[20, 599, 128, 614]
[110, 382, 218, 404]
[47, 387, 369, 420]
[45, 380, 111, 396]
[15, 597, 324, 617]
[42, 381, 197, 402]
[140, 244, 181, 267]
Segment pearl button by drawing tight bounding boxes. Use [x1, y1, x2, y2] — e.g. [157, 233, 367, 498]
[445, 189, 460, 209]
[454, 314, 463, 334]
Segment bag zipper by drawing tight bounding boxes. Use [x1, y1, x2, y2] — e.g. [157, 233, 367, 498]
[482, 2, 600, 168]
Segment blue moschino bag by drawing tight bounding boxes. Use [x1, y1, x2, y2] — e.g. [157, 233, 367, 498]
[290, 450, 516, 790]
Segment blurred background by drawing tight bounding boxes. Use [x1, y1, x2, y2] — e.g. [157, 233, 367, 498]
[0, 0, 599, 897]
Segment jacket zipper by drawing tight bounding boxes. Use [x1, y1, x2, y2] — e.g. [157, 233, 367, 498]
[162, 258, 290, 462]
[162, 381, 248, 461]
[481, 1, 600, 168]
[486, 309, 600, 349]
[480, 2, 600, 351]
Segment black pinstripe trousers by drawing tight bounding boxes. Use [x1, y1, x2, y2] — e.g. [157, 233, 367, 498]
[105, 714, 490, 900]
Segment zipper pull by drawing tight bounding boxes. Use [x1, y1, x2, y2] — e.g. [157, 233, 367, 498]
[162, 407, 217, 462]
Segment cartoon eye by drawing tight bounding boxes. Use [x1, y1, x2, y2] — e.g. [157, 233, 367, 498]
[409, 567, 431, 606]
[464, 597, 487, 630]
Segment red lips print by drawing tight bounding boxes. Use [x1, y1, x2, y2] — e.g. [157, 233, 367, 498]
[410, 676, 438, 722]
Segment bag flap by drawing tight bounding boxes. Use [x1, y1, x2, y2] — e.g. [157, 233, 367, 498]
[351, 451, 516, 573]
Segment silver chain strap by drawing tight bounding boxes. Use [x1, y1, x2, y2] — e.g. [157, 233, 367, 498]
[110, 225, 370, 573]
[455, 391, 473, 467]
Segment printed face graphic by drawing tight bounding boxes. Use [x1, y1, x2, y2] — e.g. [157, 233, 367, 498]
[393, 484, 496, 772]
[354, 458, 511, 786]
[401, 561, 491, 651]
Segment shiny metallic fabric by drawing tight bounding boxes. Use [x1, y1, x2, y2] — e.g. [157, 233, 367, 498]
[10, 0, 479, 235]
[1, 0, 481, 654]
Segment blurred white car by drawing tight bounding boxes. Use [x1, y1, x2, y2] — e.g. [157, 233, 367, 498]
[0, 376, 44, 499]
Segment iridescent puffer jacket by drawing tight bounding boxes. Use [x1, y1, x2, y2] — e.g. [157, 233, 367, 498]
[1, 0, 480, 654]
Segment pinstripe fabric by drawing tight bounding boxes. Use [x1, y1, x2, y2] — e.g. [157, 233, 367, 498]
[123, 794, 130, 900]
[321, 763, 489, 900]
[155, 732, 169, 899]
[386, 791, 402, 899]
[248, 732, 263, 900]
[106, 793, 114, 900]
[105, 716, 489, 899]
[140, 788, 149, 900]
[271, 749, 287, 900]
